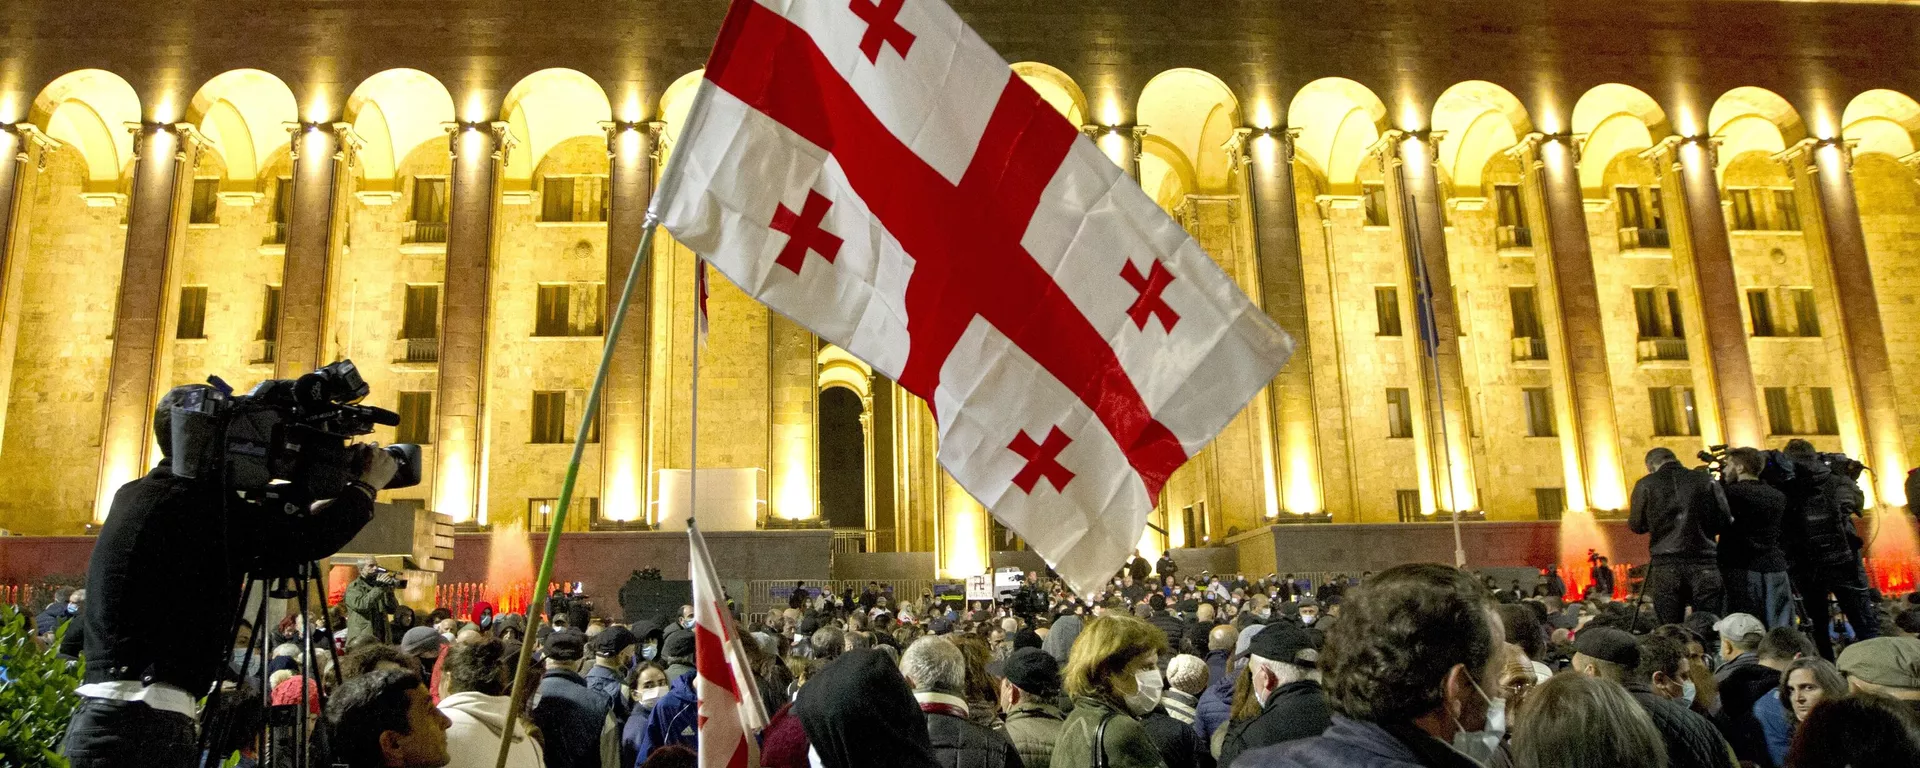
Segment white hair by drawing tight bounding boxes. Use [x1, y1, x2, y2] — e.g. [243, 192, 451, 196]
[273, 643, 302, 659]
[1251, 654, 1315, 686]
[900, 636, 966, 694]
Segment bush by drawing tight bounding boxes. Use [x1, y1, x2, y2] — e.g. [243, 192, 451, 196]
[0, 606, 84, 767]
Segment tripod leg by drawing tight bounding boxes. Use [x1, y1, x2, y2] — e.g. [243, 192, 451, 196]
[315, 565, 347, 690]
[297, 568, 314, 768]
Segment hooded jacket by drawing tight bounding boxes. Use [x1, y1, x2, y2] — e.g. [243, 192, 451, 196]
[797, 649, 941, 768]
[1195, 652, 1237, 744]
[439, 691, 543, 768]
[638, 670, 700, 758]
[1782, 457, 1866, 567]
[1043, 615, 1084, 665]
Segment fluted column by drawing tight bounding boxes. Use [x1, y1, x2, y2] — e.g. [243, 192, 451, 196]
[433, 121, 508, 524]
[1647, 136, 1764, 448]
[601, 120, 660, 524]
[1519, 133, 1627, 512]
[276, 122, 353, 377]
[1231, 127, 1323, 517]
[96, 122, 198, 521]
[0, 125, 40, 453]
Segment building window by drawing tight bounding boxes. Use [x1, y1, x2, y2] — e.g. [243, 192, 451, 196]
[1679, 386, 1701, 436]
[1748, 289, 1777, 337]
[528, 498, 599, 532]
[531, 390, 599, 445]
[1375, 286, 1402, 336]
[1494, 184, 1530, 248]
[1535, 488, 1566, 521]
[1362, 183, 1390, 227]
[1386, 388, 1414, 439]
[1789, 287, 1820, 337]
[1729, 188, 1759, 231]
[1765, 387, 1795, 436]
[400, 284, 440, 363]
[541, 175, 609, 223]
[1772, 189, 1801, 231]
[1631, 287, 1686, 339]
[1523, 387, 1556, 437]
[1509, 286, 1545, 360]
[395, 391, 433, 444]
[534, 283, 605, 337]
[409, 177, 449, 243]
[176, 286, 208, 339]
[1649, 386, 1701, 437]
[1395, 490, 1423, 522]
[1616, 186, 1645, 230]
[1811, 387, 1840, 436]
[255, 286, 280, 364]
[269, 177, 293, 244]
[189, 178, 220, 224]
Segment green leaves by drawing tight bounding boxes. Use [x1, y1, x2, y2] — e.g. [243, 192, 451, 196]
[0, 607, 84, 768]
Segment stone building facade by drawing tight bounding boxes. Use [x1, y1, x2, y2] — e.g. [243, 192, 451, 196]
[3, 0, 1920, 577]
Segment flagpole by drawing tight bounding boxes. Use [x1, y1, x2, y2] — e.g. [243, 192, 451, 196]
[1392, 144, 1468, 570]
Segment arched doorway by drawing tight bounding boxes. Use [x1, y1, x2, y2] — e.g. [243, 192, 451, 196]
[818, 387, 866, 529]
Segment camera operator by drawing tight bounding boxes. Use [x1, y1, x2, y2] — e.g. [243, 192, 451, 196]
[1630, 447, 1733, 625]
[62, 385, 399, 768]
[1779, 439, 1881, 660]
[345, 560, 402, 645]
[1717, 448, 1793, 628]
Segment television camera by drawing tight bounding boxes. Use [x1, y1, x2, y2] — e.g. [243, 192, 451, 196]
[1696, 443, 1868, 486]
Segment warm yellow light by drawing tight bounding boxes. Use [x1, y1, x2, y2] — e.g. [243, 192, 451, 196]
[1098, 99, 1123, 129]
[775, 440, 813, 520]
[1283, 435, 1321, 515]
[941, 481, 987, 578]
[1097, 130, 1129, 170]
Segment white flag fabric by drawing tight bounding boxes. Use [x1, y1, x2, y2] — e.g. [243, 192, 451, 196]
[689, 521, 768, 768]
[658, 0, 1293, 596]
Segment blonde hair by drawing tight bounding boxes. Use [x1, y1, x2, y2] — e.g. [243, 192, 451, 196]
[1512, 673, 1666, 768]
[1064, 615, 1167, 701]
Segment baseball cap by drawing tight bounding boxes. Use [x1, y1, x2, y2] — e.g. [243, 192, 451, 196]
[401, 626, 447, 659]
[543, 628, 587, 661]
[1573, 627, 1641, 669]
[988, 647, 1062, 697]
[1244, 621, 1319, 669]
[591, 626, 638, 657]
[664, 629, 697, 659]
[929, 617, 953, 635]
[1838, 637, 1920, 689]
[1712, 613, 1765, 646]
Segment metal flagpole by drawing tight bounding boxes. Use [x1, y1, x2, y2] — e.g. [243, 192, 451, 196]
[1393, 148, 1467, 569]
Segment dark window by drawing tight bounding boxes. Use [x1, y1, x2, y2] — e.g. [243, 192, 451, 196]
[1375, 286, 1403, 336]
[1648, 187, 1667, 231]
[273, 178, 293, 224]
[1748, 289, 1777, 337]
[541, 175, 609, 223]
[411, 178, 448, 223]
[1651, 387, 1680, 437]
[1765, 387, 1795, 436]
[534, 283, 604, 337]
[1811, 387, 1839, 436]
[1494, 184, 1530, 248]
[1523, 387, 1556, 437]
[1729, 188, 1758, 231]
[1386, 388, 1414, 439]
[176, 286, 208, 339]
[532, 391, 567, 444]
[1790, 288, 1820, 337]
[1535, 488, 1566, 521]
[1679, 386, 1701, 436]
[258, 286, 280, 343]
[1616, 187, 1645, 231]
[1772, 189, 1801, 231]
[189, 178, 220, 224]
[1509, 286, 1542, 340]
[529, 497, 600, 532]
[402, 285, 440, 340]
[1363, 183, 1390, 227]
[1396, 490, 1423, 522]
[396, 391, 433, 444]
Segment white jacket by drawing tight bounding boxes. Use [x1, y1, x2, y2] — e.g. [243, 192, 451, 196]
[439, 691, 544, 768]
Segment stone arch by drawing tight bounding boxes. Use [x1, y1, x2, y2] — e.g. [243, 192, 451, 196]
[1843, 89, 1920, 159]
[817, 344, 873, 398]
[185, 69, 297, 185]
[1709, 87, 1805, 175]
[500, 68, 612, 183]
[1138, 68, 1241, 194]
[658, 70, 706, 147]
[1288, 78, 1389, 192]
[1011, 62, 1088, 126]
[30, 70, 141, 187]
[1572, 84, 1672, 194]
[1431, 81, 1532, 191]
[343, 69, 456, 189]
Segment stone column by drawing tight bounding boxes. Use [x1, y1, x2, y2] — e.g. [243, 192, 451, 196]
[0, 125, 41, 452]
[1082, 124, 1145, 179]
[1647, 137, 1764, 447]
[1381, 130, 1480, 515]
[276, 122, 351, 377]
[1797, 139, 1906, 503]
[433, 122, 508, 524]
[1519, 133, 1627, 512]
[600, 121, 659, 524]
[96, 123, 197, 520]
[1231, 127, 1323, 516]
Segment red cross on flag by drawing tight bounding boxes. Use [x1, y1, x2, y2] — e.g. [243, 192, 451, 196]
[658, 0, 1293, 596]
[690, 521, 768, 768]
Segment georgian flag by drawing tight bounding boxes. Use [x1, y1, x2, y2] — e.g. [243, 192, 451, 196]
[658, 0, 1293, 596]
[690, 521, 768, 768]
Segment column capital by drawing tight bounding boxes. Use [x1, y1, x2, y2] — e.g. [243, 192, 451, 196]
[599, 119, 668, 162]
[1644, 134, 1720, 170]
[284, 121, 361, 165]
[1774, 136, 1856, 176]
[1, 123, 59, 170]
[442, 120, 515, 161]
[1225, 126, 1300, 168]
[1510, 131, 1584, 166]
[1368, 128, 1447, 174]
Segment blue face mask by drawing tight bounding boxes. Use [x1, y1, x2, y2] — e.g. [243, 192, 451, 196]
[642, 643, 658, 661]
[66, 603, 79, 615]
[1680, 679, 1697, 707]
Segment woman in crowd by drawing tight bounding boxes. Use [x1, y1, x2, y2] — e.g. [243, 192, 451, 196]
[1053, 615, 1169, 768]
[1759, 657, 1845, 766]
[1784, 693, 1920, 768]
[1510, 673, 1667, 768]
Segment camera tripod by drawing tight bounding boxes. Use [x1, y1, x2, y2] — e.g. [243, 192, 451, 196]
[197, 559, 346, 768]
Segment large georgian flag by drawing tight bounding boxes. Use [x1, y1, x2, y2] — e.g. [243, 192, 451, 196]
[690, 521, 769, 768]
[659, 0, 1293, 596]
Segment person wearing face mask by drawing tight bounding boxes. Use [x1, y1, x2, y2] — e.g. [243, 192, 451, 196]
[900, 636, 1025, 768]
[1237, 563, 1504, 768]
[993, 648, 1067, 768]
[1217, 622, 1332, 767]
[621, 664, 672, 768]
[1052, 615, 1170, 768]
[1294, 598, 1320, 629]
[584, 626, 638, 726]
[1576, 627, 1736, 768]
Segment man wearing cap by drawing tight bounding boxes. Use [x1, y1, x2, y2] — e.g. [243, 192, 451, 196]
[531, 629, 613, 768]
[1218, 622, 1332, 768]
[994, 647, 1067, 768]
[1717, 626, 1813, 763]
[1838, 636, 1920, 716]
[1147, 594, 1187, 651]
[399, 626, 448, 677]
[585, 625, 638, 725]
[1574, 627, 1736, 768]
[1710, 613, 1767, 687]
[660, 628, 696, 682]
[1631, 447, 1735, 626]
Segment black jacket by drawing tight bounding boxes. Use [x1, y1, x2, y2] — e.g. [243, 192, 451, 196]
[1148, 611, 1187, 652]
[532, 667, 612, 768]
[1217, 680, 1333, 768]
[1712, 660, 1780, 766]
[82, 462, 373, 693]
[1630, 463, 1732, 564]
[1718, 480, 1789, 573]
[1623, 683, 1737, 768]
[925, 709, 1024, 768]
[1142, 708, 1212, 768]
[1781, 459, 1865, 568]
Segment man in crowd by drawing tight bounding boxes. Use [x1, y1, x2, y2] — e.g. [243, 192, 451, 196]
[398, 626, 446, 676]
[1239, 563, 1502, 768]
[346, 560, 399, 645]
[1717, 448, 1793, 628]
[1217, 621, 1332, 767]
[531, 628, 612, 768]
[1156, 550, 1180, 581]
[1781, 439, 1882, 659]
[661, 629, 697, 681]
[585, 625, 638, 724]
[326, 668, 450, 768]
[1631, 447, 1733, 624]
[1571, 627, 1734, 768]
[1838, 636, 1920, 716]
[901, 636, 1024, 768]
[437, 638, 542, 768]
[1146, 594, 1186, 650]
[1194, 624, 1241, 745]
[1716, 623, 1814, 763]
[995, 647, 1066, 768]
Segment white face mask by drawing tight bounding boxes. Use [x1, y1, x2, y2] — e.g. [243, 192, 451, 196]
[1300, 614, 1317, 626]
[1125, 668, 1165, 716]
[638, 687, 667, 705]
[1680, 679, 1697, 707]
[1451, 678, 1507, 764]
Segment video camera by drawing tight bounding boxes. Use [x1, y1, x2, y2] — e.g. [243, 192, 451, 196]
[369, 565, 407, 589]
[168, 360, 422, 513]
[1698, 443, 1869, 486]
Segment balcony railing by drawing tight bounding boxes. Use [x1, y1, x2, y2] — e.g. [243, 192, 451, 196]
[1618, 227, 1671, 251]
[1637, 337, 1688, 361]
[1496, 225, 1533, 250]
[264, 221, 288, 245]
[399, 336, 439, 364]
[406, 220, 448, 244]
[1511, 336, 1548, 361]
[252, 339, 277, 365]
[831, 530, 869, 555]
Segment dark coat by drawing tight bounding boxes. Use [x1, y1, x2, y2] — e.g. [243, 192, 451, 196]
[1148, 611, 1188, 652]
[1235, 715, 1481, 768]
[1630, 462, 1733, 564]
[1719, 481, 1789, 573]
[1196, 655, 1236, 745]
[1623, 683, 1737, 768]
[925, 708, 1025, 768]
[1142, 708, 1212, 768]
[1713, 661, 1781, 765]
[531, 667, 612, 768]
[1217, 680, 1333, 768]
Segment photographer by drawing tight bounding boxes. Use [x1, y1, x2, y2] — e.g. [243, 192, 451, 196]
[1718, 447, 1793, 628]
[1779, 439, 1881, 659]
[1630, 447, 1733, 625]
[345, 560, 401, 645]
[62, 384, 399, 768]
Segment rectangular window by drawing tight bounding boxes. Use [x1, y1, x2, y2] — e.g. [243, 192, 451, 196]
[1535, 488, 1567, 521]
[258, 286, 280, 343]
[531, 391, 567, 444]
[534, 283, 605, 337]
[1811, 387, 1840, 436]
[395, 391, 433, 444]
[1650, 386, 1680, 437]
[1772, 188, 1801, 231]
[1375, 286, 1402, 336]
[1679, 386, 1701, 436]
[1523, 387, 1556, 437]
[541, 175, 609, 223]
[273, 177, 294, 224]
[542, 177, 576, 223]
[1765, 387, 1795, 436]
[1509, 286, 1542, 340]
[1396, 490, 1423, 522]
[401, 284, 440, 340]
[1495, 184, 1529, 248]
[1647, 187, 1667, 231]
[1730, 188, 1758, 231]
[410, 178, 448, 223]
[1386, 388, 1414, 439]
[1362, 183, 1390, 227]
[1615, 187, 1645, 231]
[1748, 289, 1777, 337]
[535, 284, 570, 337]
[1633, 288, 1662, 338]
[189, 178, 220, 224]
[529, 498, 556, 532]
[1790, 288, 1821, 337]
[176, 286, 208, 339]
